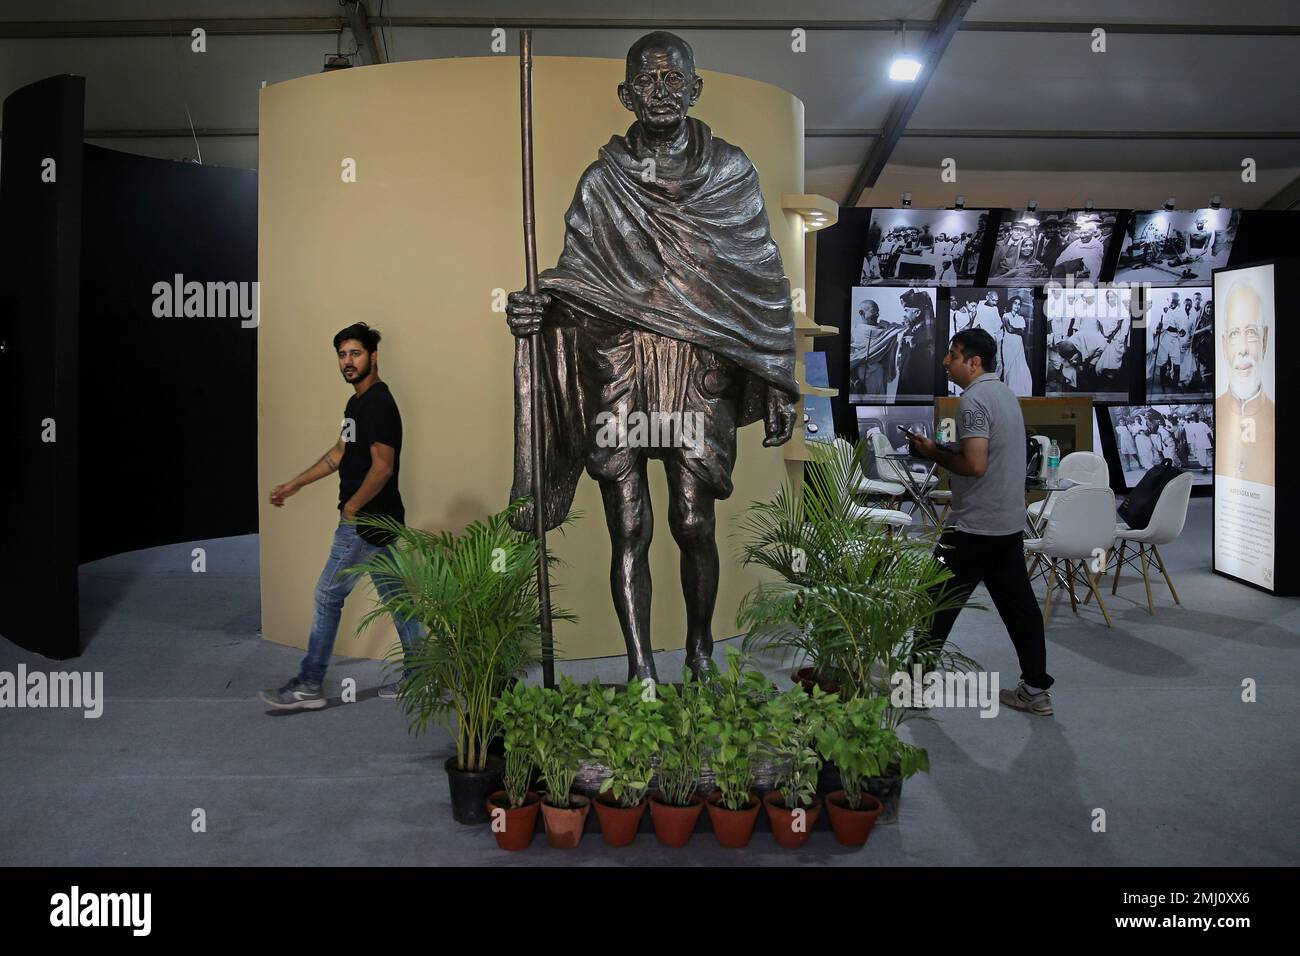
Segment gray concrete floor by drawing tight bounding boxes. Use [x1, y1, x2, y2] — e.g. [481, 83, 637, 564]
[1, 498, 1297, 866]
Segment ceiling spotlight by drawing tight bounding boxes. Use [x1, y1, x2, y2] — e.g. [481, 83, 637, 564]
[1210, 194, 1222, 209]
[889, 57, 923, 82]
[1164, 198, 1176, 210]
[1085, 200, 1095, 211]
[954, 195, 965, 209]
[1027, 200, 1038, 212]
[901, 192, 912, 207]
[889, 20, 922, 82]
[322, 53, 352, 71]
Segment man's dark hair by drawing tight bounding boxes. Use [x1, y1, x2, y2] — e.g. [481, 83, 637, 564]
[952, 328, 998, 373]
[333, 322, 381, 353]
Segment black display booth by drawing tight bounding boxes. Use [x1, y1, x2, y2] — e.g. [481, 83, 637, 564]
[813, 206, 1299, 496]
[0, 75, 258, 660]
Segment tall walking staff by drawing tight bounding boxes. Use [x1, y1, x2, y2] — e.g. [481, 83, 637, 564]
[519, 29, 555, 689]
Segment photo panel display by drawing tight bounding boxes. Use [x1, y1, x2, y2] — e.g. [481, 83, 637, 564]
[945, 287, 1040, 397]
[1146, 286, 1214, 401]
[1213, 262, 1276, 590]
[860, 208, 989, 287]
[988, 208, 1118, 285]
[856, 404, 936, 455]
[1044, 283, 1134, 402]
[848, 286, 937, 403]
[1108, 403, 1214, 488]
[1115, 207, 1240, 285]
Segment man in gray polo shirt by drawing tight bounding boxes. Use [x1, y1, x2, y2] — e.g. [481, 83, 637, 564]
[908, 328, 1054, 716]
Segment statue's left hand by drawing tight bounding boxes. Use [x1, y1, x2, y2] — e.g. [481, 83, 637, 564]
[762, 388, 797, 447]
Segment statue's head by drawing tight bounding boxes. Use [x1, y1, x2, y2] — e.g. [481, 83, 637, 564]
[619, 31, 703, 134]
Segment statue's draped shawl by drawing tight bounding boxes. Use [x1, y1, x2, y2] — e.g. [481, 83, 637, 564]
[511, 118, 797, 531]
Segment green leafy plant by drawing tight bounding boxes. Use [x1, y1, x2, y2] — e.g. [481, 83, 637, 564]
[654, 672, 714, 807]
[736, 438, 979, 699]
[703, 647, 775, 811]
[493, 681, 538, 808]
[589, 680, 667, 808]
[343, 500, 574, 773]
[815, 695, 929, 810]
[765, 684, 839, 810]
[523, 675, 595, 809]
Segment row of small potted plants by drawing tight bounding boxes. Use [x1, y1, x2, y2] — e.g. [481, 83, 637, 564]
[485, 648, 928, 851]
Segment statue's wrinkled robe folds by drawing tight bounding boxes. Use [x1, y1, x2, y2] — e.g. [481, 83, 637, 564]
[511, 117, 797, 531]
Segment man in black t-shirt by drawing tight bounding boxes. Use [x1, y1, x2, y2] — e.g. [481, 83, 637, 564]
[259, 323, 423, 711]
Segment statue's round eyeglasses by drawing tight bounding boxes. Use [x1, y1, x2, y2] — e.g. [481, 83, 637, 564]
[630, 69, 689, 93]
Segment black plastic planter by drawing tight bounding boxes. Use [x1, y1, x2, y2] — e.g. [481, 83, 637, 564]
[444, 755, 504, 825]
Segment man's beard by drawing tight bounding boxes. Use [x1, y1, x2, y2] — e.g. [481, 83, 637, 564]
[1229, 363, 1260, 402]
[343, 359, 371, 383]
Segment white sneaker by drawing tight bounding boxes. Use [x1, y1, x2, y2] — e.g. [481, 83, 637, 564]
[999, 681, 1054, 717]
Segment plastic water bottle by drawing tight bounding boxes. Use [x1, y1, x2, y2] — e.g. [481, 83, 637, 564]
[1047, 440, 1061, 481]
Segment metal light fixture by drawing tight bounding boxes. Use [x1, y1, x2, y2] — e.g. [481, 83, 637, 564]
[954, 195, 965, 209]
[1164, 198, 1177, 210]
[1210, 194, 1223, 209]
[901, 192, 913, 207]
[889, 21, 923, 82]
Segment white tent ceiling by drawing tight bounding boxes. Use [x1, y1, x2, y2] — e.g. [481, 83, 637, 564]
[2, 0, 1298, 206]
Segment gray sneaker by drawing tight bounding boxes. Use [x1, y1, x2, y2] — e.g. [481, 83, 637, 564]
[377, 679, 404, 700]
[260, 678, 326, 711]
[999, 681, 1054, 717]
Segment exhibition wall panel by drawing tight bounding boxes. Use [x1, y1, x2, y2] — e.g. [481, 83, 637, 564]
[258, 57, 805, 662]
[0, 75, 85, 659]
[77, 146, 258, 563]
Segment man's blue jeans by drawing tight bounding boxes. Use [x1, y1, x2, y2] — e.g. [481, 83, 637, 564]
[298, 521, 424, 685]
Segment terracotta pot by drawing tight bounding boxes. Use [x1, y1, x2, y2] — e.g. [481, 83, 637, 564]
[648, 793, 705, 847]
[825, 790, 883, 847]
[791, 667, 840, 696]
[763, 791, 823, 849]
[705, 790, 761, 848]
[593, 794, 648, 847]
[486, 790, 541, 852]
[540, 793, 590, 849]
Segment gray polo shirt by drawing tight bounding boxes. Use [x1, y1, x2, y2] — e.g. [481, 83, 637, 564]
[949, 373, 1027, 535]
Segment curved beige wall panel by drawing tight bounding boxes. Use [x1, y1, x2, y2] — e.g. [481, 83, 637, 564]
[258, 56, 805, 666]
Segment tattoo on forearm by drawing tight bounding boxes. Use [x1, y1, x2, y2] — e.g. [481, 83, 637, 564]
[319, 450, 340, 473]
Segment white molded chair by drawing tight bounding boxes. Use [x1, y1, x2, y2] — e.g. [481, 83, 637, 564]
[848, 503, 913, 531]
[1024, 485, 1118, 627]
[846, 435, 906, 503]
[1105, 472, 1193, 614]
[1027, 451, 1110, 525]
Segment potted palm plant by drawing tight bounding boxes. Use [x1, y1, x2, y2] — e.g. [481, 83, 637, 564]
[344, 502, 572, 826]
[703, 647, 774, 848]
[763, 684, 838, 848]
[487, 682, 543, 851]
[527, 675, 595, 849]
[588, 680, 666, 846]
[815, 694, 923, 845]
[737, 439, 972, 699]
[648, 672, 712, 847]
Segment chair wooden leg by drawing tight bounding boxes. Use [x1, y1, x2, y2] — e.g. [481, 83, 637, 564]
[1152, 544, 1181, 605]
[1065, 561, 1080, 613]
[1139, 544, 1155, 615]
[1043, 560, 1057, 625]
[1083, 547, 1109, 606]
[1027, 552, 1043, 578]
[1089, 571, 1114, 628]
[1111, 540, 1126, 594]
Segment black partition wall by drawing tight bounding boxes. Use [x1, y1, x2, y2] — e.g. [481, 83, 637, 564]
[0, 75, 258, 659]
[0, 76, 86, 660]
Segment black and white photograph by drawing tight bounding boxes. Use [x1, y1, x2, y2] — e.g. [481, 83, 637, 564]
[848, 286, 937, 402]
[1114, 207, 1240, 285]
[1108, 403, 1214, 487]
[855, 404, 936, 454]
[1044, 283, 1133, 401]
[946, 287, 1039, 397]
[988, 209, 1117, 285]
[1146, 287, 1214, 400]
[860, 208, 989, 286]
